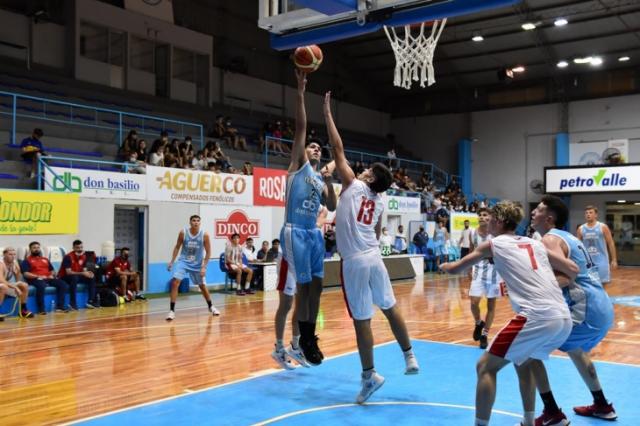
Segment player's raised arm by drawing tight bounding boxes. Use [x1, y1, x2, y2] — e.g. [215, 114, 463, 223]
[289, 69, 308, 173]
[440, 241, 492, 274]
[323, 91, 355, 187]
[321, 161, 337, 211]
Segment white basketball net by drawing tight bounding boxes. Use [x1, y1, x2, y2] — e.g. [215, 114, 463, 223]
[383, 18, 447, 90]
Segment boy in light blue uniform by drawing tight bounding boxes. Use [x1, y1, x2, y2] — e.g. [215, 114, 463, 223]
[166, 215, 219, 321]
[433, 220, 449, 272]
[577, 205, 617, 284]
[529, 196, 617, 423]
[276, 70, 337, 366]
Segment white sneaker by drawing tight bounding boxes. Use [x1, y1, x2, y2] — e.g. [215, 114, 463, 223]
[209, 305, 220, 316]
[286, 344, 310, 368]
[271, 346, 295, 370]
[166, 310, 175, 321]
[356, 372, 385, 404]
[404, 353, 419, 375]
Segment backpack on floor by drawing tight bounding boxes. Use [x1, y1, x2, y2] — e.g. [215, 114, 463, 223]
[99, 288, 119, 307]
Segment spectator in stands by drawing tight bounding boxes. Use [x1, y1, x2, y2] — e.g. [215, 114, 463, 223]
[126, 151, 146, 174]
[404, 175, 418, 192]
[379, 227, 393, 256]
[136, 139, 148, 163]
[273, 120, 291, 154]
[224, 117, 248, 151]
[413, 225, 429, 255]
[394, 225, 408, 254]
[204, 149, 219, 171]
[58, 240, 98, 309]
[243, 238, 256, 262]
[259, 122, 274, 154]
[105, 248, 144, 302]
[211, 142, 232, 171]
[267, 239, 281, 262]
[225, 234, 254, 295]
[212, 115, 226, 140]
[192, 150, 206, 170]
[282, 121, 294, 140]
[256, 241, 269, 261]
[166, 139, 181, 168]
[20, 128, 46, 179]
[241, 161, 253, 176]
[447, 177, 460, 193]
[21, 242, 69, 314]
[387, 146, 397, 170]
[179, 136, 194, 166]
[0, 247, 34, 319]
[149, 141, 165, 167]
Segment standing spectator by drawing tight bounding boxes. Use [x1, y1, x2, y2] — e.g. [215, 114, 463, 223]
[58, 240, 99, 309]
[394, 225, 408, 254]
[458, 220, 473, 258]
[105, 248, 144, 302]
[241, 161, 253, 176]
[387, 146, 397, 170]
[256, 241, 270, 261]
[21, 242, 69, 313]
[412, 225, 429, 255]
[379, 227, 393, 256]
[0, 247, 34, 319]
[225, 234, 254, 295]
[20, 128, 46, 178]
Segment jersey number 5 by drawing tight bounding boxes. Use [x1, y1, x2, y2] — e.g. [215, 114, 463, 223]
[357, 198, 376, 225]
[517, 243, 538, 270]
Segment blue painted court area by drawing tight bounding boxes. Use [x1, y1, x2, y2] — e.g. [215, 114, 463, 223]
[610, 295, 640, 308]
[79, 340, 639, 425]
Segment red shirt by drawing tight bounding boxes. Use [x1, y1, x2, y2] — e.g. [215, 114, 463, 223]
[22, 256, 53, 277]
[58, 252, 87, 279]
[106, 257, 131, 279]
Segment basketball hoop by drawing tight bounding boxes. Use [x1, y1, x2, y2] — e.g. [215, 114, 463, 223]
[383, 18, 447, 90]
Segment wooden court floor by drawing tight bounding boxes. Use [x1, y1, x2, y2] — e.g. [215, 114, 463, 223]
[1, 269, 639, 425]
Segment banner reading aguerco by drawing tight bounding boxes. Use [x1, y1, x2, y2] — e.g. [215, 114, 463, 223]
[381, 194, 421, 214]
[545, 164, 640, 193]
[44, 167, 146, 200]
[146, 166, 253, 205]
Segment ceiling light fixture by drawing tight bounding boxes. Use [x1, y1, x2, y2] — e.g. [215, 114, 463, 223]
[573, 57, 593, 64]
[590, 57, 603, 66]
[472, 34, 484, 42]
[522, 22, 537, 31]
[619, 56, 630, 62]
[617, 200, 627, 203]
[511, 66, 525, 73]
[557, 60, 569, 68]
[554, 18, 568, 27]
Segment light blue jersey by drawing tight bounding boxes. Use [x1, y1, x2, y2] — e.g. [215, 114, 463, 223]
[434, 227, 447, 257]
[548, 228, 614, 352]
[284, 161, 324, 229]
[179, 227, 205, 270]
[580, 222, 610, 283]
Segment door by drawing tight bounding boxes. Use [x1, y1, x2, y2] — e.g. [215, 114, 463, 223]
[114, 206, 148, 290]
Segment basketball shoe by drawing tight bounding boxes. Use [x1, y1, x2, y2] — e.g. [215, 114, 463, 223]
[404, 353, 419, 375]
[209, 305, 220, 316]
[166, 310, 175, 321]
[534, 409, 570, 426]
[473, 320, 485, 341]
[286, 344, 310, 368]
[300, 335, 323, 366]
[271, 346, 295, 370]
[356, 371, 385, 404]
[573, 402, 617, 420]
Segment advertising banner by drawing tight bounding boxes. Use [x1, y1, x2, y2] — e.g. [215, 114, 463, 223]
[381, 194, 421, 214]
[253, 167, 287, 207]
[0, 190, 79, 235]
[44, 167, 146, 200]
[449, 212, 479, 244]
[147, 166, 253, 205]
[545, 165, 640, 193]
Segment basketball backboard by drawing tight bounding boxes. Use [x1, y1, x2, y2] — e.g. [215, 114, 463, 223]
[259, 0, 521, 50]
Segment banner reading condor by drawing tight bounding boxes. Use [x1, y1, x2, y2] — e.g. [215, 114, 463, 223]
[146, 166, 253, 205]
[0, 190, 79, 235]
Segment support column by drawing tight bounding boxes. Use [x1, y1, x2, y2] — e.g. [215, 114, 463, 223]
[458, 138, 472, 199]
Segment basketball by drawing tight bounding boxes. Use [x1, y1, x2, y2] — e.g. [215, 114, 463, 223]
[293, 45, 323, 73]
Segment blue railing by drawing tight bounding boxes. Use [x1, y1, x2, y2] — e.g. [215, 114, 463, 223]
[0, 90, 204, 148]
[264, 136, 456, 187]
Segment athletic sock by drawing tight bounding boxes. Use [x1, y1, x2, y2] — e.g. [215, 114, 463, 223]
[591, 389, 608, 406]
[402, 346, 413, 357]
[482, 328, 489, 336]
[298, 321, 310, 340]
[275, 339, 284, 350]
[206, 300, 212, 308]
[474, 418, 489, 426]
[170, 302, 175, 312]
[476, 320, 483, 326]
[522, 411, 534, 426]
[292, 335, 300, 349]
[362, 367, 375, 379]
[540, 391, 560, 415]
[310, 321, 317, 336]
[21, 303, 27, 311]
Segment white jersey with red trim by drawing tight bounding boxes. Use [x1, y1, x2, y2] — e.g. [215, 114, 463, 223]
[490, 234, 570, 321]
[335, 179, 384, 259]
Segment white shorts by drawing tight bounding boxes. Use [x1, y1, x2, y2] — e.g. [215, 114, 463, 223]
[1, 283, 19, 298]
[277, 258, 297, 297]
[469, 263, 503, 298]
[488, 315, 572, 366]
[340, 250, 396, 320]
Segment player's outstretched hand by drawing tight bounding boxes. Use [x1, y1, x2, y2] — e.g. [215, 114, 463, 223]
[295, 69, 307, 93]
[439, 262, 453, 273]
[323, 91, 332, 115]
[321, 167, 333, 184]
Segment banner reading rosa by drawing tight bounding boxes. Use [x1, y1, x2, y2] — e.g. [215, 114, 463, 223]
[253, 167, 287, 206]
[146, 166, 252, 205]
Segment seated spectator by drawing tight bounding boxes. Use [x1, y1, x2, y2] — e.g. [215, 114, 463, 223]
[179, 136, 195, 166]
[192, 150, 206, 170]
[225, 234, 254, 295]
[412, 225, 429, 255]
[259, 122, 275, 154]
[105, 247, 144, 302]
[447, 177, 460, 193]
[418, 172, 430, 190]
[404, 175, 418, 192]
[126, 151, 146, 174]
[224, 117, 248, 151]
[273, 121, 291, 154]
[256, 241, 270, 261]
[20, 128, 46, 179]
[0, 247, 34, 319]
[266, 239, 281, 262]
[204, 149, 219, 171]
[243, 238, 257, 262]
[21, 242, 69, 314]
[379, 227, 393, 256]
[118, 130, 138, 162]
[149, 141, 165, 166]
[211, 115, 226, 140]
[166, 138, 181, 168]
[58, 240, 99, 309]
[242, 161, 253, 176]
[136, 139, 148, 163]
[282, 121, 294, 140]
[211, 142, 232, 171]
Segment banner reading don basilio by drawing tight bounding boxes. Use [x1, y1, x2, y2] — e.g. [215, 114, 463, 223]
[146, 166, 253, 205]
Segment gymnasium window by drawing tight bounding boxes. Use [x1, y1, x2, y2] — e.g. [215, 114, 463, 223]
[130, 36, 155, 73]
[79, 22, 124, 67]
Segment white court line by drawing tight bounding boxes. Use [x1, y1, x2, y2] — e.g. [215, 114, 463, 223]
[62, 341, 396, 425]
[251, 401, 521, 425]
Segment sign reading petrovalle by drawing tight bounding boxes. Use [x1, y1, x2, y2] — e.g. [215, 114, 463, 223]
[545, 164, 640, 193]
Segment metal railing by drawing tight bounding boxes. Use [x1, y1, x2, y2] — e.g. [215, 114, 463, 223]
[0, 90, 204, 148]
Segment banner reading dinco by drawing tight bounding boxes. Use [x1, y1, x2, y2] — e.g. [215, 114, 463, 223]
[146, 166, 253, 205]
[381, 194, 421, 214]
[253, 167, 287, 206]
[44, 167, 146, 200]
[0, 190, 79, 235]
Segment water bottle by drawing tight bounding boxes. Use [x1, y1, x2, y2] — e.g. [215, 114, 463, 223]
[51, 299, 56, 312]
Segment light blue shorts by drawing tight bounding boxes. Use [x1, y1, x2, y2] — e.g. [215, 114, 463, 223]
[280, 224, 324, 284]
[172, 261, 204, 285]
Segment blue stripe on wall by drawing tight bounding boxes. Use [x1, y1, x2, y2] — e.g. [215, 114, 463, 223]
[458, 138, 472, 199]
[555, 132, 570, 166]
